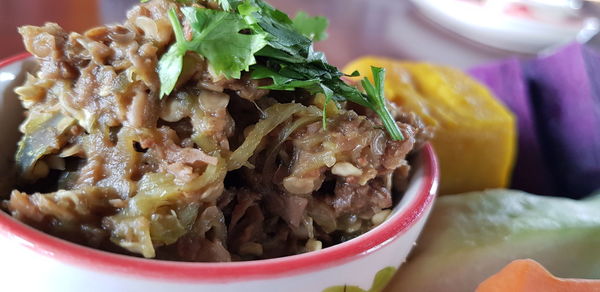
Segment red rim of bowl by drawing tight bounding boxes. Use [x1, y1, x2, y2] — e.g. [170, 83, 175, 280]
[0, 53, 439, 283]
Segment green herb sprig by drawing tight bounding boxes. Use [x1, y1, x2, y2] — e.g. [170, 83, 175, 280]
[155, 0, 403, 140]
[158, 7, 266, 97]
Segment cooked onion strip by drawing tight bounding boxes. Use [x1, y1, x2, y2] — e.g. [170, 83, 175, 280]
[228, 103, 305, 171]
[262, 110, 322, 185]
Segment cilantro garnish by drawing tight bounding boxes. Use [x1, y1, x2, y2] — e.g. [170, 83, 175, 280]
[158, 6, 266, 96]
[292, 11, 328, 41]
[155, 0, 403, 141]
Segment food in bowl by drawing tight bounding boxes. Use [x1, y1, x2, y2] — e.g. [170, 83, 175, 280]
[0, 0, 431, 262]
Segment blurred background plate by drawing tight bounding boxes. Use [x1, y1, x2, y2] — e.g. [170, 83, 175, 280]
[410, 0, 599, 54]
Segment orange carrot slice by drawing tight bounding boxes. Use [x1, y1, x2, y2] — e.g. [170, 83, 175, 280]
[476, 259, 600, 292]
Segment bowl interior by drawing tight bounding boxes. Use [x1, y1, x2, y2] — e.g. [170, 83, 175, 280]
[0, 55, 438, 281]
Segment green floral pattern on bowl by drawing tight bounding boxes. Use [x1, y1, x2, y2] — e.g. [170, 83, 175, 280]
[323, 266, 397, 292]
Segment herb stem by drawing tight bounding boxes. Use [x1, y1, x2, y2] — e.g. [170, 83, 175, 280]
[376, 106, 403, 141]
[168, 8, 186, 45]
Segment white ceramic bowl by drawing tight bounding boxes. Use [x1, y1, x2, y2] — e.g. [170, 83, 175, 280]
[0, 54, 439, 292]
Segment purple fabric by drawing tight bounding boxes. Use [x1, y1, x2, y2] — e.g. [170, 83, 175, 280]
[468, 43, 600, 198]
[523, 43, 600, 198]
[469, 59, 557, 196]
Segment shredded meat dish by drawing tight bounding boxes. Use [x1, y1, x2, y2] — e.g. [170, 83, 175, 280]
[1, 0, 432, 261]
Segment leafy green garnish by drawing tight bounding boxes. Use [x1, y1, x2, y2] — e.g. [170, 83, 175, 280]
[157, 9, 186, 97]
[361, 67, 403, 142]
[216, 0, 233, 11]
[292, 11, 328, 41]
[158, 6, 267, 97]
[182, 7, 267, 78]
[240, 0, 402, 139]
[156, 0, 403, 140]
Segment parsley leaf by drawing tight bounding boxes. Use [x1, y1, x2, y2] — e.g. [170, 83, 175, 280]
[158, 45, 186, 98]
[158, 9, 187, 98]
[251, 65, 321, 90]
[158, 6, 267, 97]
[216, 0, 250, 12]
[292, 11, 328, 41]
[216, 0, 234, 11]
[238, 0, 315, 61]
[181, 7, 267, 79]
